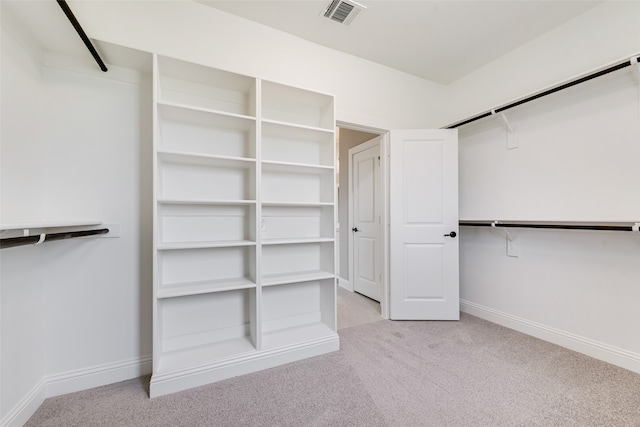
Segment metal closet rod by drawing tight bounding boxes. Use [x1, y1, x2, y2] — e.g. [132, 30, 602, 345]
[459, 221, 639, 232]
[446, 55, 640, 129]
[56, 0, 108, 72]
[0, 228, 109, 249]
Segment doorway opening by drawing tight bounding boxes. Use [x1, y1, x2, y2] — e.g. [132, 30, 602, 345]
[335, 122, 389, 327]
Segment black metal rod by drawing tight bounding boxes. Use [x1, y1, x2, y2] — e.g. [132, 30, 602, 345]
[0, 228, 109, 249]
[56, 0, 108, 72]
[459, 222, 635, 232]
[446, 56, 639, 129]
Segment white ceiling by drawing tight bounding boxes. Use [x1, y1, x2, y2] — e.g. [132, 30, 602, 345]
[197, 0, 602, 84]
[4, 1, 601, 85]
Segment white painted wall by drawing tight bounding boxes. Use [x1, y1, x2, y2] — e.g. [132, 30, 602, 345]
[38, 64, 154, 378]
[1, 7, 153, 424]
[1, 10, 48, 422]
[457, 62, 640, 372]
[1, 6, 45, 222]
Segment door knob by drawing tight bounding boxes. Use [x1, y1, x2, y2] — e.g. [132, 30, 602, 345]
[443, 231, 457, 238]
[352, 227, 360, 232]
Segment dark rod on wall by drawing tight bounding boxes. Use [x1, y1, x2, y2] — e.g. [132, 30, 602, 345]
[459, 221, 637, 232]
[0, 228, 109, 249]
[56, 0, 108, 72]
[446, 56, 639, 129]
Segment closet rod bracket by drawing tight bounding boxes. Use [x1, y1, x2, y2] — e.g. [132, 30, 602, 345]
[490, 221, 519, 257]
[492, 110, 519, 149]
[632, 56, 640, 120]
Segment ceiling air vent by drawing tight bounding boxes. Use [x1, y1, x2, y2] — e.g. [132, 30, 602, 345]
[322, 0, 366, 25]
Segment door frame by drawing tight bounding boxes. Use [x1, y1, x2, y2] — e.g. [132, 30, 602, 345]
[339, 121, 390, 319]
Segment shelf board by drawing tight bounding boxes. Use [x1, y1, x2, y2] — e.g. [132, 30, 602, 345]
[261, 201, 334, 208]
[157, 100, 256, 122]
[262, 322, 336, 351]
[158, 240, 256, 250]
[261, 237, 334, 246]
[157, 336, 256, 375]
[0, 220, 102, 231]
[158, 150, 256, 168]
[158, 198, 256, 206]
[261, 118, 334, 134]
[262, 270, 335, 287]
[158, 277, 256, 299]
[261, 160, 334, 172]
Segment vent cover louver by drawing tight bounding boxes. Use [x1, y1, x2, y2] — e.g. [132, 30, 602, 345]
[322, 0, 365, 25]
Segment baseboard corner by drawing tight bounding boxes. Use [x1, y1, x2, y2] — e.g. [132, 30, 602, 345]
[0, 378, 46, 427]
[1, 355, 152, 427]
[338, 277, 352, 291]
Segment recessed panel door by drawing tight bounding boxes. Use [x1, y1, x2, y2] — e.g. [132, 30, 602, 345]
[352, 139, 382, 301]
[389, 129, 459, 320]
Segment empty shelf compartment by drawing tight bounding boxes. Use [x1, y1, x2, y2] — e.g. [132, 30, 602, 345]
[158, 104, 256, 158]
[157, 289, 257, 372]
[158, 56, 256, 116]
[261, 242, 334, 286]
[159, 246, 256, 296]
[261, 280, 336, 349]
[159, 203, 256, 245]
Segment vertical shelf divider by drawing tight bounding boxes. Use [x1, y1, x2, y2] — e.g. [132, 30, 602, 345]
[254, 78, 263, 352]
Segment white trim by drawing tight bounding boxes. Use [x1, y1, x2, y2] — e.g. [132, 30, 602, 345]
[0, 378, 47, 427]
[338, 277, 352, 291]
[150, 335, 339, 397]
[0, 356, 152, 427]
[336, 121, 387, 135]
[45, 355, 152, 397]
[380, 132, 390, 319]
[460, 300, 640, 374]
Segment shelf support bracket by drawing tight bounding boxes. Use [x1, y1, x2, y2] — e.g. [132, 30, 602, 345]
[492, 110, 519, 150]
[491, 221, 519, 257]
[632, 56, 640, 119]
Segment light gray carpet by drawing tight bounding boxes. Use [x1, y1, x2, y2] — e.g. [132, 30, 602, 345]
[26, 314, 640, 426]
[337, 287, 382, 330]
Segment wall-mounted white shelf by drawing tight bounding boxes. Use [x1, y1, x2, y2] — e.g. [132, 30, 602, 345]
[151, 55, 338, 397]
[459, 220, 640, 232]
[0, 220, 102, 231]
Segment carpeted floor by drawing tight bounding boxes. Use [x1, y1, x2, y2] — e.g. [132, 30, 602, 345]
[26, 313, 640, 426]
[337, 286, 382, 329]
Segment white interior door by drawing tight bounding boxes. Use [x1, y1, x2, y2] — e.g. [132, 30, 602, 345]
[389, 129, 459, 320]
[350, 138, 382, 301]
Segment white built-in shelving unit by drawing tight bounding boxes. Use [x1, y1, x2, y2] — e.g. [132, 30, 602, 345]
[151, 55, 338, 397]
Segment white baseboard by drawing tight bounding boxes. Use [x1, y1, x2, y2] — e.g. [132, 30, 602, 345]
[460, 299, 640, 375]
[1, 356, 152, 427]
[0, 378, 47, 427]
[45, 355, 152, 397]
[149, 335, 339, 398]
[338, 277, 352, 292]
